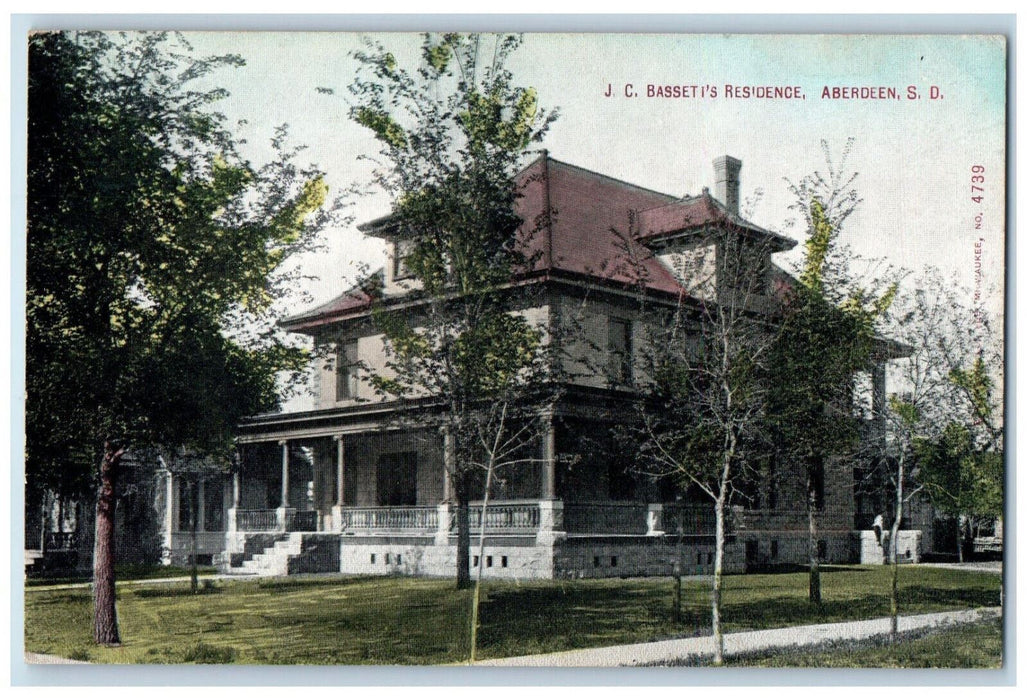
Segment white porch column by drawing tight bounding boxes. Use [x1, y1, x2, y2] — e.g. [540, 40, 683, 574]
[196, 479, 206, 532]
[276, 440, 292, 532]
[331, 435, 346, 533]
[435, 503, 452, 545]
[442, 426, 454, 503]
[227, 471, 239, 534]
[279, 440, 290, 508]
[542, 414, 557, 500]
[161, 471, 175, 564]
[537, 499, 565, 546]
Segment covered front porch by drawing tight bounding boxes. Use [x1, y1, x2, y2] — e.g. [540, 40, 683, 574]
[226, 424, 715, 541]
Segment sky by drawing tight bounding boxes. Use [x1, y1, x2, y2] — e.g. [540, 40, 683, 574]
[179, 32, 1006, 319]
[172, 32, 1009, 410]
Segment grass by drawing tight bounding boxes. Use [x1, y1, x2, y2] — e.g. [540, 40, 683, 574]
[26, 563, 218, 587]
[727, 617, 1003, 668]
[24, 565, 1000, 665]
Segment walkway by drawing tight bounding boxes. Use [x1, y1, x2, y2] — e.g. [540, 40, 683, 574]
[474, 606, 1002, 667]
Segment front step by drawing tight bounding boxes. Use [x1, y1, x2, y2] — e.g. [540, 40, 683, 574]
[225, 533, 342, 577]
[225, 533, 298, 576]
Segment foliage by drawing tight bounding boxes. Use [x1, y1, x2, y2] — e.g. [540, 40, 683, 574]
[884, 268, 1003, 558]
[27, 30, 332, 490]
[343, 33, 557, 593]
[26, 30, 335, 643]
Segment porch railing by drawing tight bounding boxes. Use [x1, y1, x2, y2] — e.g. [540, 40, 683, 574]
[236, 509, 279, 532]
[661, 504, 717, 536]
[340, 506, 439, 533]
[459, 501, 541, 534]
[563, 501, 649, 535]
[287, 510, 318, 532]
[44, 531, 77, 551]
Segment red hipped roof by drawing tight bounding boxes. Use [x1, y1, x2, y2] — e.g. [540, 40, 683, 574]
[282, 154, 792, 331]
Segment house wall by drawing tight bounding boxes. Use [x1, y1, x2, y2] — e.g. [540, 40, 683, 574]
[312, 305, 551, 410]
[342, 430, 445, 507]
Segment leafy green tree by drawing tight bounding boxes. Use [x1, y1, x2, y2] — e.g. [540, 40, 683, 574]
[768, 141, 895, 604]
[27, 31, 332, 644]
[341, 33, 556, 595]
[878, 269, 1001, 640]
[889, 270, 1003, 561]
[633, 223, 780, 665]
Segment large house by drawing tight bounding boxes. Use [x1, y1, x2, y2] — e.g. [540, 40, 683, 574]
[28, 154, 919, 578]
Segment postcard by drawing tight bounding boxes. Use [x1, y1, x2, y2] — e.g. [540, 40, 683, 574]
[21, 30, 1006, 673]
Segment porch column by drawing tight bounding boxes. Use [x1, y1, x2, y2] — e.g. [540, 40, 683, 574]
[442, 426, 454, 503]
[196, 479, 206, 532]
[336, 435, 345, 506]
[331, 435, 346, 533]
[542, 414, 557, 500]
[276, 440, 292, 532]
[279, 440, 290, 508]
[161, 471, 175, 564]
[226, 467, 240, 534]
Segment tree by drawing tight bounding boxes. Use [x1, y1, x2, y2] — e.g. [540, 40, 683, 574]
[341, 33, 557, 593]
[888, 269, 1003, 562]
[27, 32, 332, 644]
[767, 140, 894, 604]
[877, 269, 1002, 642]
[632, 220, 779, 665]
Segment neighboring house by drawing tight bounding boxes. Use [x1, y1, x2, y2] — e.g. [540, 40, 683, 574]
[26, 154, 915, 578]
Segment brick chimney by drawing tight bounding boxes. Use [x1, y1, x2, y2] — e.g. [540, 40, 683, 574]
[713, 155, 742, 216]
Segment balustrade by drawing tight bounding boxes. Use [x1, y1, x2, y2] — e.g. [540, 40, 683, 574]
[563, 502, 649, 535]
[236, 509, 279, 532]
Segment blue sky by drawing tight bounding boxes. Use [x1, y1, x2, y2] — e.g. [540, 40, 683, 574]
[182, 32, 1006, 327]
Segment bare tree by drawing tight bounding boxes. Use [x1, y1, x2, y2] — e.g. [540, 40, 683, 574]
[632, 221, 779, 665]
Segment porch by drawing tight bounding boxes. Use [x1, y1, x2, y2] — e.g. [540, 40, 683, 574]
[223, 500, 716, 540]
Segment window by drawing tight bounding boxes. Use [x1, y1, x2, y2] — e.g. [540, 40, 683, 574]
[335, 340, 359, 401]
[608, 317, 632, 385]
[393, 239, 415, 280]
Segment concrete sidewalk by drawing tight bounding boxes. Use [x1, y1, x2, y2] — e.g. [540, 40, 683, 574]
[474, 606, 1002, 667]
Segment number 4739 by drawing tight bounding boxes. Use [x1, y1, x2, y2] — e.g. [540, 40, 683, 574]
[971, 165, 984, 204]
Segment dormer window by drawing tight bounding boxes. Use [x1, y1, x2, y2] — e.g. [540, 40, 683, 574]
[393, 239, 415, 281]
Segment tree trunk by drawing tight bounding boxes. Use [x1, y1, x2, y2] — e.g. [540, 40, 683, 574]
[93, 441, 123, 646]
[711, 495, 726, 665]
[673, 510, 684, 623]
[469, 461, 495, 662]
[889, 456, 905, 645]
[808, 484, 821, 605]
[190, 480, 199, 594]
[455, 484, 471, 590]
[673, 560, 682, 624]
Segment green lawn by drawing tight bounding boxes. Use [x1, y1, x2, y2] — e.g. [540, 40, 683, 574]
[23, 565, 1001, 665]
[729, 617, 1003, 668]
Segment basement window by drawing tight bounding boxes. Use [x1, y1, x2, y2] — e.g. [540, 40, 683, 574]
[501, 556, 508, 568]
[486, 556, 493, 568]
[610, 556, 618, 567]
[370, 554, 376, 564]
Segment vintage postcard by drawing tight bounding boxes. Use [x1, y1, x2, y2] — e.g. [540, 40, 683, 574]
[21, 30, 1006, 674]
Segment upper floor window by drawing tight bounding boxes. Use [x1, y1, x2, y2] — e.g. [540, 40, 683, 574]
[608, 317, 633, 386]
[393, 239, 415, 281]
[336, 340, 359, 401]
